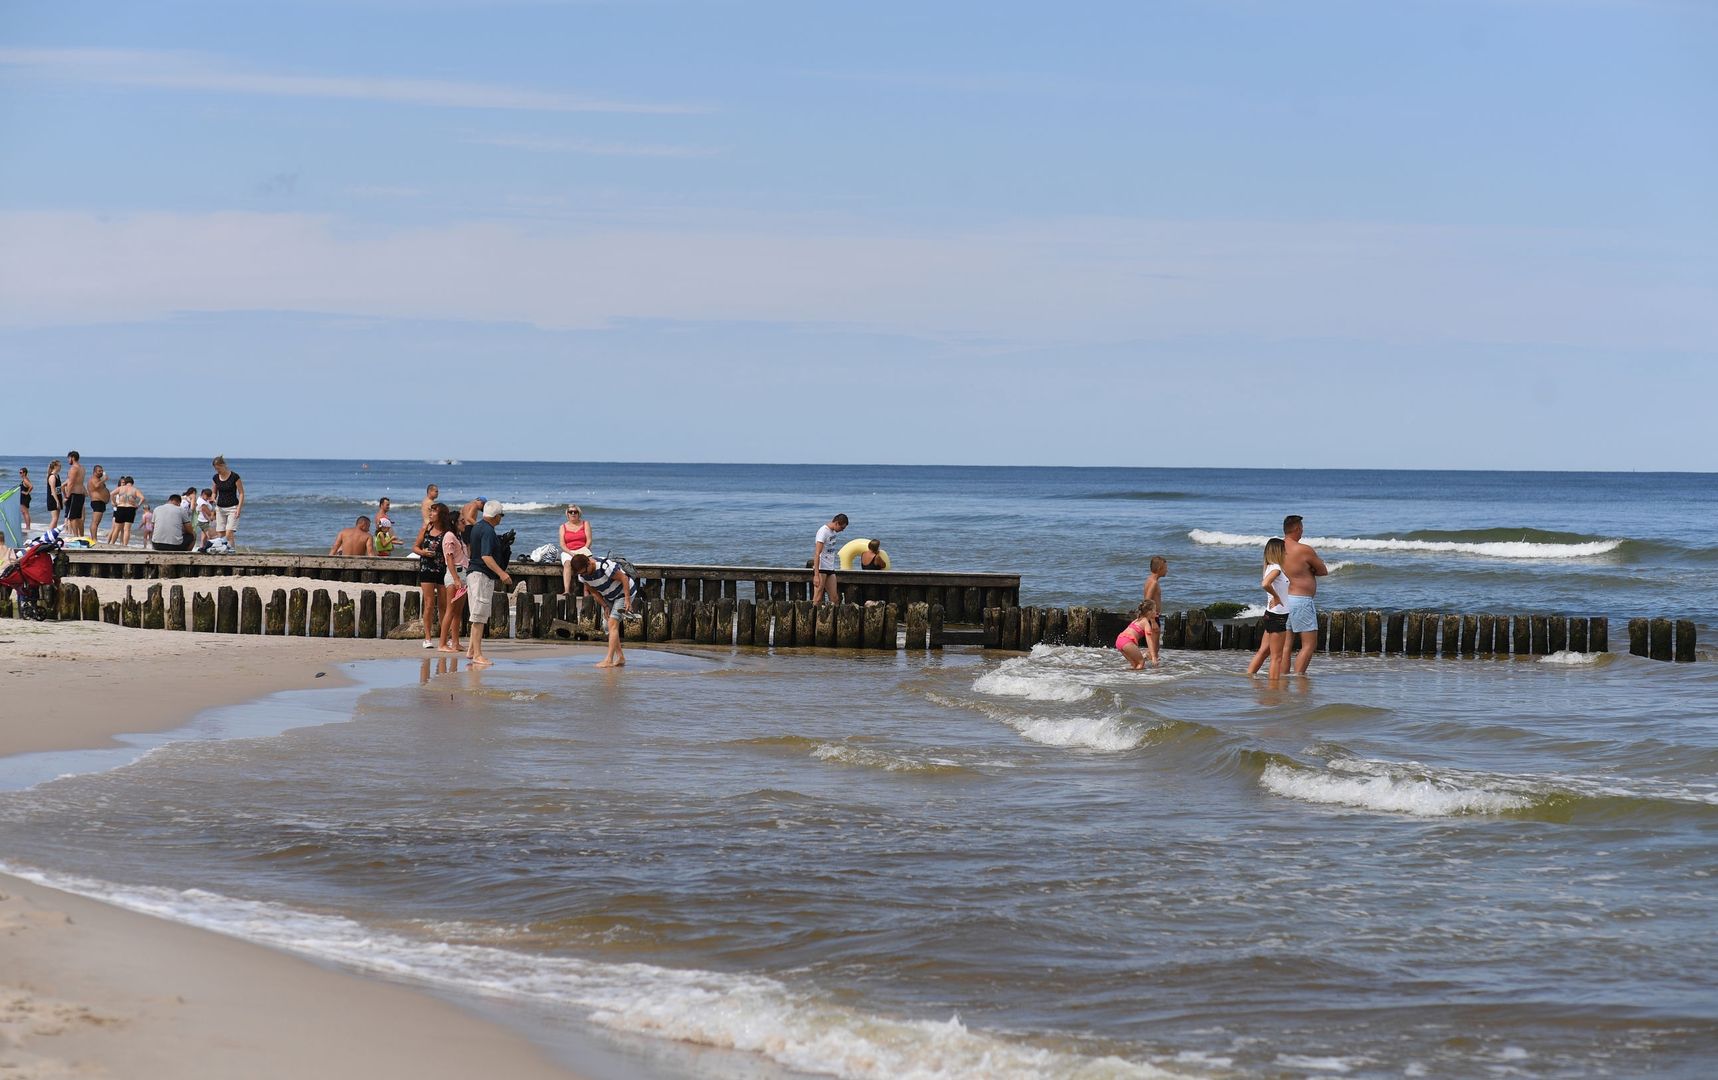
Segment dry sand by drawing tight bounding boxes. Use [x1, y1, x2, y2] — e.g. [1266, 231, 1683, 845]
[0, 618, 597, 1079]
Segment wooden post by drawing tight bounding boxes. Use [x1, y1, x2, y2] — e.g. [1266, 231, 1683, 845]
[1457, 614, 1476, 657]
[333, 592, 356, 638]
[81, 585, 99, 622]
[266, 590, 287, 636]
[793, 601, 816, 647]
[813, 602, 836, 647]
[639, 598, 664, 642]
[143, 584, 165, 630]
[1418, 614, 1439, 657]
[1384, 613, 1404, 655]
[862, 601, 886, 649]
[1363, 611, 1383, 654]
[380, 591, 400, 638]
[287, 588, 309, 636]
[667, 598, 691, 641]
[1650, 618, 1672, 662]
[402, 589, 420, 625]
[487, 591, 508, 638]
[1530, 615, 1549, 656]
[168, 585, 187, 632]
[904, 602, 929, 650]
[928, 603, 945, 649]
[1440, 615, 1461, 658]
[1185, 609, 1208, 651]
[1404, 613, 1423, 656]
[748, 599, 770, 646]
[881, 603, 898, 649]
[732, 598, 753, 645]
[716, 597, 736, 645]
[1628, 618, 1648, 657]
[1476, 614, 1495, 655]
[1000, 607, 1020, 650]
[943, 588, 965, 624]
[1064, 607, 1090, 649]
[1513, 615, 1533, 656]
[1220, 623, 1238, 650]
[769, 601, 793, 647]
[836, 603, 863, 648]
[1675, 620, 1697, 662]
[1547, 616, 1567, 654]
[102, 601, 120, 624]
[309, 590, 331, 637]
[241, 587, 263, 635]
[58, 583, 79, 621]
[514, 592, 535, 639]
[961, 587, 982, 623]
[1587, 616, 1606, 652]
[1567, 616, 1588, 654]
[694, 601, 717, 644]
[1043, 607, 1065, 646]
[192, 591, 216, 633]
[1350, 612, 1370, 654]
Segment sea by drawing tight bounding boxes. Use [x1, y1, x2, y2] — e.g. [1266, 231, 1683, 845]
[1, 460, 1715, 1078]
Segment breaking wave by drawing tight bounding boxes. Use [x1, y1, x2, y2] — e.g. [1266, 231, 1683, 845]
[1189, 529, 1624, 560]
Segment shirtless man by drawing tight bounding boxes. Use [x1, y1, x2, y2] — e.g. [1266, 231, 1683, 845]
[1281, 514, 1329, 674]
[86, 465, 111, 541]
[421, 484, 439, 526]
[64, 451, 86, 538]
[329, 516, 376, 556]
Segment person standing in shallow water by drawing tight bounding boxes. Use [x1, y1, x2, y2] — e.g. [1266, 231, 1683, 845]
[211, 456, 244, 547]
[811, 513, 847, 605]
[1281, 514, 1329, 674]
[16, 467, 31, 531]
[86, 465, 111, 541]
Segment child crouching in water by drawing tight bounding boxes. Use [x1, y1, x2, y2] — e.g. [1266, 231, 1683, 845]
[1116, 598, 1160, 670]
[1246, 537, 1292, 680]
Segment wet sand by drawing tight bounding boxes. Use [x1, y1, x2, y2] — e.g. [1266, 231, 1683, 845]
[0, 620, 595, 1080]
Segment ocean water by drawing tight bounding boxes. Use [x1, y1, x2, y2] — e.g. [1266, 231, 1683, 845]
[6, 458, 1716, 621]
[2, 464, 1716, 1078]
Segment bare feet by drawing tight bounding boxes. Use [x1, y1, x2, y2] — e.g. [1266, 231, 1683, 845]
[469, 656, 492, 667]
[594, 659, 614, 668]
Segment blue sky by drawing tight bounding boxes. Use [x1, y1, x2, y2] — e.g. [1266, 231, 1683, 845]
[1, 0, 1713, 468]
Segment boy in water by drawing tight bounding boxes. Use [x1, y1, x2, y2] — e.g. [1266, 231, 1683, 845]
[1143, 556, 1167, 615]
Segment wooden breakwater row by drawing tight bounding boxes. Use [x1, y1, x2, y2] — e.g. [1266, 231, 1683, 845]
[61, 551, 1020, 623]
[0, 580, 957, 649]
[981, 608, 1697, 662]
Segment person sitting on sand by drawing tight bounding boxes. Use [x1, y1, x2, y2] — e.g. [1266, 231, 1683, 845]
[859, 538, 886, 570]
[568, 552, 635, 669]
[329, 516, 375, 557]
[1116, 599, 1160, 670]
[150, 493, 193, 552]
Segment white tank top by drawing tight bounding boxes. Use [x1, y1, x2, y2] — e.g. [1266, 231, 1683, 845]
[1263, 563, 1291, 614]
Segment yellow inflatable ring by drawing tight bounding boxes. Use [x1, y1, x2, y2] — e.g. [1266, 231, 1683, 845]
[838, 538, 890, 571]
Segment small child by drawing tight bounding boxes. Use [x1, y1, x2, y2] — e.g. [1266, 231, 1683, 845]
[1246, 537, 1293, 679]
[373, 520, 399, 557]
[1116, 598, 1160, 670]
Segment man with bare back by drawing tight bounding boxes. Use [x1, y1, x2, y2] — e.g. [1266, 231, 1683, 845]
[1281, 514, 1329, 674]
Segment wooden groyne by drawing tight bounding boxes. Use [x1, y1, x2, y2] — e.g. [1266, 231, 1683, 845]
[57, 551, 1020, 622]
[978, 607, 1696, 662]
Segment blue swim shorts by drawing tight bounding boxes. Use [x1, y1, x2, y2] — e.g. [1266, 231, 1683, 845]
[1286, 594, 1318, 634]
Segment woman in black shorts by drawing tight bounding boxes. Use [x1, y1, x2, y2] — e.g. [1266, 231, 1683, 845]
[16, 467, 31, 531]
[107, 476, 144, 547]
[45, 459, 62, 530]
[412, 509, 448, 649]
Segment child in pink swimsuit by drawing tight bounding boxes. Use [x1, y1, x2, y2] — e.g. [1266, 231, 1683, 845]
[1116, 598, 1160, 670]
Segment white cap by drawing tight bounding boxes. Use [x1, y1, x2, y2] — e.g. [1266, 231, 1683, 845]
[483, 500, 505, 518]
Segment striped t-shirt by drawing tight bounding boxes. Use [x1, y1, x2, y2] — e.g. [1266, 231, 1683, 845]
[577, 556, 631, 607]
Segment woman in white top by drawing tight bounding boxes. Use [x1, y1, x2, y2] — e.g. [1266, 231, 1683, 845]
[1246, 537, 1294, 680]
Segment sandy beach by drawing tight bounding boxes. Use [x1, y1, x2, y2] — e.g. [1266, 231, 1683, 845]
[0, 618, 593, 1080]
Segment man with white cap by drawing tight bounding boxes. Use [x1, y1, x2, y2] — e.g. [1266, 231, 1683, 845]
[464, 500, 514, 667]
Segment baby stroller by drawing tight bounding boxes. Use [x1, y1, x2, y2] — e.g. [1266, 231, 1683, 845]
[1, 529, 66, 621]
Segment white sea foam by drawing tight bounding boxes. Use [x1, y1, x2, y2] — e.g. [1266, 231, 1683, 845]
[809, 743, 963, 773]
[972, 653, 1097, 703]
[1259, 761, 1534, 817]
[1011, 714, 1152, 752]
[0, 865, 1183, 1080]
[1539, 650, 1599, 666]
[499, 501, 558, 513]
[1188, 529, 1622, 560]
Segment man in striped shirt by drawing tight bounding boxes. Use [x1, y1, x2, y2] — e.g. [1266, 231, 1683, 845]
[568, 553, 636, 668]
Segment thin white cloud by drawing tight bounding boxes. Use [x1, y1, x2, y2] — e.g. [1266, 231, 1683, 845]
[0, 210, 1710, 354]
[0, 47, 709, 115]
[466, 133, 720, 158]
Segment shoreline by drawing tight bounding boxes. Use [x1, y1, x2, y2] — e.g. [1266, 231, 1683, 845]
[0, 622, 605, 1080]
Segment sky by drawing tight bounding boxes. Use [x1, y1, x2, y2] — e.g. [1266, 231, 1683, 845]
[0, 0, 1714, 469]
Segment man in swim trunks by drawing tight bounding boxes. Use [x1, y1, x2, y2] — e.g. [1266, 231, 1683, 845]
[1281, 514, 1329, 674]
[421, 484, 439, 527]
[87, 465, 111, 541]
[64, 451, 86, 538]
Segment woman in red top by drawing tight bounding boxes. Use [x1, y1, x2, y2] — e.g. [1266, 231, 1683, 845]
[558, 505, 593, 596]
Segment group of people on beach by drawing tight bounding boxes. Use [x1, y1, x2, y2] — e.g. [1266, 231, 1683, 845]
[12, 455, 243, 553]
[1118, 515, 1329, 680]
